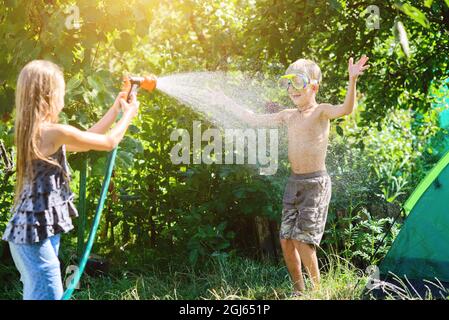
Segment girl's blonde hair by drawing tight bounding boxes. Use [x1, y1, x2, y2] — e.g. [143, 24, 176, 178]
[14, 60, 65, 204]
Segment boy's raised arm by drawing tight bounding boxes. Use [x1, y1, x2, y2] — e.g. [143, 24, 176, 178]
[321, 55, 369, 120]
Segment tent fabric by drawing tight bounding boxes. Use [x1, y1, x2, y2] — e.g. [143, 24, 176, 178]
[380, 151, 449, 283]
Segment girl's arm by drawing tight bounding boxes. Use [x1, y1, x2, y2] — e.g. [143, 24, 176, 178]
[61, 95, 139, 152]
[87, 92, 126, 134]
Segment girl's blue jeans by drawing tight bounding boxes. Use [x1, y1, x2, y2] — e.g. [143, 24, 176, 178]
[8, 234, 63, 300]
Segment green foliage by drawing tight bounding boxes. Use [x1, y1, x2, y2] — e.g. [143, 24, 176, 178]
[323, 104, 442, 267]
[395, 2, 430, 29]
[0, 1, 449, 296]
[325, 207, 400, 267]
[0, 122, 14, 247]
[243, 0, 449, 123]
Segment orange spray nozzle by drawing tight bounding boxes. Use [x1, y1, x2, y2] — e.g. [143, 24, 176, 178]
[122, 75, 157, 102]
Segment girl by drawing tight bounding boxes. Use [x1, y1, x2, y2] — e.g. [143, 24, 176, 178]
[1, 60, 139, 300]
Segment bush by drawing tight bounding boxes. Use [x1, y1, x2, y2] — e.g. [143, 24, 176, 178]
[322, 106, 442, 268]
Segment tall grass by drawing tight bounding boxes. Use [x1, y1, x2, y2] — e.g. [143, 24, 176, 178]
[6, 253, 447, 300]
[0, 254, 364, 300]
[365, 273, 449, 300]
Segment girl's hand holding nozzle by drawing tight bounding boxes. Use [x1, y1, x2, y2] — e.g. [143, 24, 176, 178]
[119, 92, 140, 118]
[113, 91, 128, 113]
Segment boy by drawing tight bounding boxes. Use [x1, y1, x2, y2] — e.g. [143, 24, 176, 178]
[230, 56, 369, 295]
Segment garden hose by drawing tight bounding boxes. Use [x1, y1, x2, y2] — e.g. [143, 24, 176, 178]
[62, 76, 157, 300]
[61, 147, 118, 300]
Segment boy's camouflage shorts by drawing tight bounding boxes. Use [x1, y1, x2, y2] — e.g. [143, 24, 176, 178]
[279, 171, 332, 246]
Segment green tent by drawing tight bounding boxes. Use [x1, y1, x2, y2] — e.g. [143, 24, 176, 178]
[377, 149, 449, 298]
[375, 80, 449, 298]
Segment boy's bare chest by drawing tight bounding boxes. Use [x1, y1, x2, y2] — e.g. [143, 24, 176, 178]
[286, 112, 328, 137]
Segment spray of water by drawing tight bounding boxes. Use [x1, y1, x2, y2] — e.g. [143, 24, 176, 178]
[156, 71, 281, 129]
[155, 71, 372, 188]
[156, 71, 290, 169]
[155, 72, 392, 262]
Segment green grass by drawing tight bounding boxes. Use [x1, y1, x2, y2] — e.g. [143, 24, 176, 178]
[0, 254, 367, 300]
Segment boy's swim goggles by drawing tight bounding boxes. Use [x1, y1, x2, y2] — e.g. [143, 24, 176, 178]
[278, 73, 318, 91]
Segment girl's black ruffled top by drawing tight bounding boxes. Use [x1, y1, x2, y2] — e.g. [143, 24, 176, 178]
[2, 145, 78, 244]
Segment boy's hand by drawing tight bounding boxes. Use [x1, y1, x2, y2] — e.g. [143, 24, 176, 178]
[348, 55, 369, 81]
